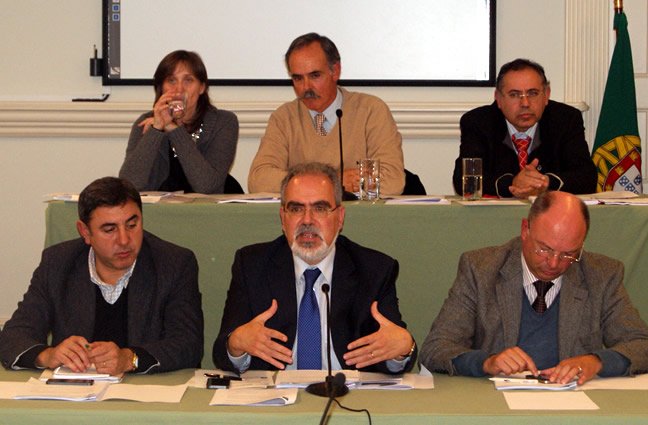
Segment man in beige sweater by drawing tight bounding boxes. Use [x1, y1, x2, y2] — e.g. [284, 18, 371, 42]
[248, 32, 405, 195]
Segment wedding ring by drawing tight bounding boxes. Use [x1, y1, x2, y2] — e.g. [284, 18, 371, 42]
[370, 352, 374, 358]
[577, 366, 583, 375]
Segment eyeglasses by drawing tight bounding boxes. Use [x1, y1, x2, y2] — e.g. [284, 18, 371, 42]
[534, 245, 583, 264]
[502, 89, 544, 101]
[284, 203, 339, 218]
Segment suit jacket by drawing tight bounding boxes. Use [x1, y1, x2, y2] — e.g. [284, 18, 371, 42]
[0, 232, 204, 373]
[452, 101, 597, 197]
[420, 237, 648, 376]
[213, 235, 416, 374]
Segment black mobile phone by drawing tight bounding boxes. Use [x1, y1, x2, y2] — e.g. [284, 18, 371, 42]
[525, 374, 551, 383]
[46, 378, 94, 386]
[206, 377, 231, 389]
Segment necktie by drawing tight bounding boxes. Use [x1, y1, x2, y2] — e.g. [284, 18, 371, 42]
[532, 280, 554, 313]
[314, 113, 327, 136]
[512, 134, 531, 170]
[297, 268, 322, 369]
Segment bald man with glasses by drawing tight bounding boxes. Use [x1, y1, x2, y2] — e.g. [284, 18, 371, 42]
[421, 191, 648, 385]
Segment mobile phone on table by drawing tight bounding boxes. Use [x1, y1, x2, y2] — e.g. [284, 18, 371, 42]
[206, 377, 231, 389]
[46, 378, 94, 386]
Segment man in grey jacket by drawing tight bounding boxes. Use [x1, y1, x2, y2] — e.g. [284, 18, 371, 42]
[420, 191, 648, 385]
[0, 177, 203, 375]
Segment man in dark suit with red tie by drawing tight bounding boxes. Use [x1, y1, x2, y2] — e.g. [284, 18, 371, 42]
[452, 58, 597, 198]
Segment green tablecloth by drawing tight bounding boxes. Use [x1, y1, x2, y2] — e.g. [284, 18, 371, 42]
[1, 368, 648, 424]
[44, 200, 648, 370]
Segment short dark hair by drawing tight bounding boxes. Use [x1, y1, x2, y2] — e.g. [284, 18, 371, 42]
[496, 58, 549, 92]
[528, 191, 590, 233]
[78, 177, 142, 225]
[280, 162, 342, 206]
[284, 32, 341, 72]
[153, 50, 211, 130]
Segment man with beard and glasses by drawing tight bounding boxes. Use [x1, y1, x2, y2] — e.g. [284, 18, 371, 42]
[247, 32, 405, 196]
[214, 162, 416, 373]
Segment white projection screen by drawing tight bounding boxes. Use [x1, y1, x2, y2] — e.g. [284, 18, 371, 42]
[103, 0, 496, 86]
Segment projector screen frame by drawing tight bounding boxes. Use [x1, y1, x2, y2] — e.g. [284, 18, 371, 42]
[102, 0, 497, 87]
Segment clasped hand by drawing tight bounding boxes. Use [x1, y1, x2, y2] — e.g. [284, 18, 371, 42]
[509, 158, 549, 199]
[35, 336, 135, 375]
[138, 92, 182, 134]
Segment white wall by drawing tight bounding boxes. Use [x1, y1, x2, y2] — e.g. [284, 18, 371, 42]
[0, 0, 646, 322]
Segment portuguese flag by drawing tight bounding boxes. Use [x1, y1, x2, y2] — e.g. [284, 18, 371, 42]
[591, 11, 642, 193]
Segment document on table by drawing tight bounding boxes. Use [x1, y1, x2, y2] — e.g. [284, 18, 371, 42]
[274, 370, 433, 390]
[456, 199, 527, 206]
[44, 366, 123, 382]
[274, 370, 359, 388]
[384, 196, 450, 205]
[579, 374, 648, 390]
[503, 392, 598, 410]
[490, 373, 577, 391]
[217, 193, 280, 204]
[209, 388, 298, 406]
[7, 378, 186, 402]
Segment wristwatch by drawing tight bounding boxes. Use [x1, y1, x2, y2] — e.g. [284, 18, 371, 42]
[131, 351, 139, 372]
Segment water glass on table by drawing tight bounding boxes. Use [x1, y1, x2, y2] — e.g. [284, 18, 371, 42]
[462, 157, 482, 200]
[358, 159, 380, 201]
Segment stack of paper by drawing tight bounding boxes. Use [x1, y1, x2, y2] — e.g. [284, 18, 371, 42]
[44, 366, 123, 383]
[384, 196, 450, 205]
[209, 388, 298, 406]
[490, 376, 577, 391]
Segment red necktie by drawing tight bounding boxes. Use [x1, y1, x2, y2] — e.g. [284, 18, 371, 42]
[512, 134, 531, 170]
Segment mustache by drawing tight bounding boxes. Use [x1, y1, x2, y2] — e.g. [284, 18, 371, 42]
[295, 224, 323, 239]
[301, 90, 319, 100]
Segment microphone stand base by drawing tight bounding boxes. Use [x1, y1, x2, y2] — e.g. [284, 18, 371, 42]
[305, 381, 349, 398]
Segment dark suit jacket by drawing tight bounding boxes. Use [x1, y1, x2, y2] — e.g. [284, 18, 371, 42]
[213, 235, 416, 374]
[0, 232, 204, 373]
[452, 101, 597, 197]
[420, 237, 648, 376]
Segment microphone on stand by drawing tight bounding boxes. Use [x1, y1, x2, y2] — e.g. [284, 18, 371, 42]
[305, 283, 348, 398]
[336, 109, 358, 201]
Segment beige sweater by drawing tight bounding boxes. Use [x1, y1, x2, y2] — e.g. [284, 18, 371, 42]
[248, 88, 405, 195]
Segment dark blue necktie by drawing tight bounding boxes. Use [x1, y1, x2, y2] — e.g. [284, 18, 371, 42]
[297, 268, 322, 369]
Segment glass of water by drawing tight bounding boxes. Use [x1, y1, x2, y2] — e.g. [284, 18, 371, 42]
[358, 159, 380, 201]
[462, 158, 482, 200]
[168, 92, 187, 120]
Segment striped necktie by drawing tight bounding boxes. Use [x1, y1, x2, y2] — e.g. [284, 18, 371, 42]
[512, 133, 531, 170]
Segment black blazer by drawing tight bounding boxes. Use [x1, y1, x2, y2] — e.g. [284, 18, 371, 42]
[452, 101, 597, 197]
[213, 235, 416, 374]
[0, 232, 204, 373]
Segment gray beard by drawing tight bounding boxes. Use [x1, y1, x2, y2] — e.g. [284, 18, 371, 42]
[290, 233, 338, 264]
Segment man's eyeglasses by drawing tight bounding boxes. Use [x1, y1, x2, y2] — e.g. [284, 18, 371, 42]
[284, 203, 339, 218]
[502, 89, 544, 101]
[534, 246, 583, 264]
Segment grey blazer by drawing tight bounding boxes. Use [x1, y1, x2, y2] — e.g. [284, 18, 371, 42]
[0, 232, 204, 373]
[420, 237, 648, 375]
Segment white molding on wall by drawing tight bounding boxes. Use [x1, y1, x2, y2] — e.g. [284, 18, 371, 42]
[0, 100, 590, 140]
[564, 0, 609, 145]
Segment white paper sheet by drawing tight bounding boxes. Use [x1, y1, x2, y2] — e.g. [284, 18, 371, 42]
[579, 374, 648, 391]
[503, 391, 599, 410]
[209, 388, 298, 406]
